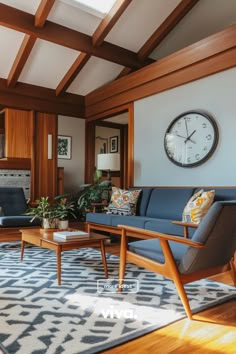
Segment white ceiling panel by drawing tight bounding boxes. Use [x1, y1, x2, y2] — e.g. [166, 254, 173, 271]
[106, 112, 128, 125]
[105, 0, 181, 52]
[19, 39, 80, 89]
[0, 0, 40, 14]
[48, 1, 101, 35]
[67, 57, 123, 95]
[151, 0, 236, 60]
[0, 26, 25, 79]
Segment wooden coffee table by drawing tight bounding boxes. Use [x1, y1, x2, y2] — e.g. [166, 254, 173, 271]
[20, 228, 109, 285]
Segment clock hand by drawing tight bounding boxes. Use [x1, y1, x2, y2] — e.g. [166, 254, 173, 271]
[184, 130, 196, 143]
[184, 118, 189, 137]
[175, 134, 196, 144]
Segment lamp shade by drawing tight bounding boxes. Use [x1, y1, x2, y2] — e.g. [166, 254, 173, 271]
[97, 153, 120, 171]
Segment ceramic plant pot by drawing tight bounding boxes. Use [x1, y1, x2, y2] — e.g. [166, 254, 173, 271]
[57, 219, 69, 230]
[42, 218, 56, 229]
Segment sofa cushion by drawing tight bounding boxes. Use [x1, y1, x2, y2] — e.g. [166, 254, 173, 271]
[0, 216, 41, 227]
[107, 187, 141, 216]
[111, 215, 150, 229]
[144, 218, 195, 237]
[128, 239, 188, 264]
[0, 187, 27, 216]
[182, 189, 215, 224]
[86, 213, 113, 226]
[145, 188, 195, 220]
[129, 188, 153, 216]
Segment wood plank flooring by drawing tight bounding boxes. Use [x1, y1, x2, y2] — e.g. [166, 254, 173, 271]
[102, 243, 236, 354]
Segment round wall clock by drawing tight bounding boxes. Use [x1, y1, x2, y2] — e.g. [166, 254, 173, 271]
[164, 111, 218, 167]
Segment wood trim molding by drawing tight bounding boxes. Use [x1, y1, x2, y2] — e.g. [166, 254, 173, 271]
[86, 25, 236, 116]
[87, 47, 236, 117]
[138, 0, 199, 61]
[0, 3, 150, 70]
[0, 78, 85, 117]
[0, 158, 31, 170]
[127, 103, 134, 187]
[92, 0, 132, 47]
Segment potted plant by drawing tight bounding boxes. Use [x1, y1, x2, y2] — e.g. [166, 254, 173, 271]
[25, 196, 58, 229]
[54, 196, 76, 229]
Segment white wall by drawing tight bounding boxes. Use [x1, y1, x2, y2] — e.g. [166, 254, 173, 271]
[134, 67, 236, 186]
[95, 126, 120, 166]
[58, 115, 85, 193]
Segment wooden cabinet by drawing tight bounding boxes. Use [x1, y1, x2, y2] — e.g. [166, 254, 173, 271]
[4, 108, 34, 158]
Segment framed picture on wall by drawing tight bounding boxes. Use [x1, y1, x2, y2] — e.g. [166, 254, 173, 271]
[58, 135, 72, 159]
[110, 136, 118, 153]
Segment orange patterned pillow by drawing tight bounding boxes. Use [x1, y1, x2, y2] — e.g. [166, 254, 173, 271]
[182, 189, 215, 224]
[107, 187, 141, 216]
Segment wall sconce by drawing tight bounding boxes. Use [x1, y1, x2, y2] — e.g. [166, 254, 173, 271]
[48, 134, 52, 160]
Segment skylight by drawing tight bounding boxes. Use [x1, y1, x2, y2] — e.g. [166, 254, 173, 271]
[60, 0, 116, 18]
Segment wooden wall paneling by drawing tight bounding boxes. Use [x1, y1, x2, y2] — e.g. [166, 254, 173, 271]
[85, 121, 96, 184]
[4, 108, 33, 158]
[86, 47, 236, 117]
[33, 112, 57, 200]
[86, 25, 236, 116]
[30, 110, 36, 202]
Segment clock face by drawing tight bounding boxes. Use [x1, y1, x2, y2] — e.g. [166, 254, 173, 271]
[164, 111, 218, 167]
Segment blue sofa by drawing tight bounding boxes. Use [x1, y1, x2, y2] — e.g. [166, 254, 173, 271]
[86, 187, 236, 237]
[0, 187, 40, 242]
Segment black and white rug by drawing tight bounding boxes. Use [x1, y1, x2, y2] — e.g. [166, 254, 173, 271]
[0, 242, 235, 354]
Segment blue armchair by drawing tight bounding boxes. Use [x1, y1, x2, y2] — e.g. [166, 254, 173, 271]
[0, 187, 40, 242]
[118, 201, 236, 319]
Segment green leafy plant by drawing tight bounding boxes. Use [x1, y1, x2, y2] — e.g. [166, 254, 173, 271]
[76, 180, 111, 219]
[54, 197, 76, 221]
[25, 196, 58, 222]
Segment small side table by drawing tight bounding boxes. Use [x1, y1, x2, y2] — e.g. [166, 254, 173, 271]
[172, 220, 198, 238]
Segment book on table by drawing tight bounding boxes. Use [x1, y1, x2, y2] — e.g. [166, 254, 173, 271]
[53, 230, 89, 240]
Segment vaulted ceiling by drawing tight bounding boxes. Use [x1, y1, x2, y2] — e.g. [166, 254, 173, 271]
[0, 0, 236, 118]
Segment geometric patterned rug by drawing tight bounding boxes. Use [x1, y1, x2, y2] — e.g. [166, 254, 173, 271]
[0, 242, 235, 354]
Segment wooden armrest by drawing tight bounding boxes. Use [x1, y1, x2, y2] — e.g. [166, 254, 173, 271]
[172, 220, 198, 238]
[172, 220, 198, 228]
[118, 224, 204, 248]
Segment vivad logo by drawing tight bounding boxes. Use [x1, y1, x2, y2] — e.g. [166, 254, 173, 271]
[97, 278, 139, 294]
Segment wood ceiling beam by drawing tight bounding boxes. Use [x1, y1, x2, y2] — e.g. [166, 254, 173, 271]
[92, 0, 132, 47]
[35, 0, 55, 28]
[7, 0, 56, 88]
[86, 25, 236, 116]
[56, 53, 90, 96]
[7, 35, 36, 88]
[115, 0, 199, 79]
[0, 79, 85, 117]
[138, 0, 200, 61]
[56, 0, 133, 96]
[0, 3, 149, 70]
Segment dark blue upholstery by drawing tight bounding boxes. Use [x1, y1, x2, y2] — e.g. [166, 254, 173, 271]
[179, 201, 236, 274]
[144, 218, 192, 237]
[130, 187, 153, 216]
[145, 188, 194, 220]
[0, 216, 40, 227]
[86, 212, 113, 226]
[111, 215, 150, 229]
[128, 201, 236, 275]
[86, 186, 236, 238]
[0, 187, 27, 215]
[0, 187, 41, 229]
[128, 238, 188, 264]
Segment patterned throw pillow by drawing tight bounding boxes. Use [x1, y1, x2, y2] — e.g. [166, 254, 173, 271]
[107, 187, 141, 216]
[182, 189, 215, 224]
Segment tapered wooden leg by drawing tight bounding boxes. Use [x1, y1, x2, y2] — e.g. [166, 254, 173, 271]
[173, 276, 192, 320]
[100, 240, 108, 278]
[56, 246, 62, 286]
[21, 240, 26, 261]
[118, 228, 127, 292]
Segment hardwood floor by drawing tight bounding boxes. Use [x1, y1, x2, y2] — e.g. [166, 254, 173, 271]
[102, 243, 236, 354]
